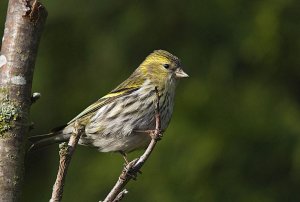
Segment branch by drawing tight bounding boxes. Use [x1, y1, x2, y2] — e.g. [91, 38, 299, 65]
[112, 189, 128, 202]
[50, 121, 85, 202]
[102, 87, 162, 202]
[0, 0, 47, 201]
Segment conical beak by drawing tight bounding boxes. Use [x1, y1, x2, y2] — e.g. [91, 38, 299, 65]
[175, 68, 189, 78]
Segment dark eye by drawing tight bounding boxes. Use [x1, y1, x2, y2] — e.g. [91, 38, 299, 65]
[163, 64, 170, 69]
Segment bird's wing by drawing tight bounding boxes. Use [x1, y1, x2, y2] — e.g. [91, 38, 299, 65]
[68, 69, 145, 124]
[67, 86, 140, 124]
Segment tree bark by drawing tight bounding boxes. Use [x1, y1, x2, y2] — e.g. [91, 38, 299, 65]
[0, 0, 47, 201]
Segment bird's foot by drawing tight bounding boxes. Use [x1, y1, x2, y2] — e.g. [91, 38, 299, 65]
[120, 158, 142, 181]
[134, 129, 162, 140]
[149, 129, 162, 140]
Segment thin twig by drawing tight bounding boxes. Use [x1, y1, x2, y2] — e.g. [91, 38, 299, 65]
[112, 189, 128, 202]
[102, 87, 162, 202]
[50, 121, 84, 202]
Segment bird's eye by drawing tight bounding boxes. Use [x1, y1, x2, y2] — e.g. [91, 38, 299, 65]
[163, 64, 170, 69]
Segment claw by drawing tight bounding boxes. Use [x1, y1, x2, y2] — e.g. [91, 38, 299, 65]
[134, 129, 162, 140]
[150, 129, 162, 140]
[120, 158, 141, 180]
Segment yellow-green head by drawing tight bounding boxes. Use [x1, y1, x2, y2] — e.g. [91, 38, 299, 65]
[114, 50, 188, 95]
[138, 50, 188, 83]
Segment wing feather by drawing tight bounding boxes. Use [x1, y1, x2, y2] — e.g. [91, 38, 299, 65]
[68, 87, 139, 124]
[68, 70, 145, 124]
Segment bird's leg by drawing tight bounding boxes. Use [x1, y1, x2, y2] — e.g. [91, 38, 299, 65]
[119, 151, 129, 165]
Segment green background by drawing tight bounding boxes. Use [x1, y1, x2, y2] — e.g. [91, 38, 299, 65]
[1, 0, 300, 201]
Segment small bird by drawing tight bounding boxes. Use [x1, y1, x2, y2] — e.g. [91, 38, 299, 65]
[29, 50, 188, 159]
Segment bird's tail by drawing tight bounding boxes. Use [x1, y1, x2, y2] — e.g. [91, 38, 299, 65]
[28, 125, 70, 151]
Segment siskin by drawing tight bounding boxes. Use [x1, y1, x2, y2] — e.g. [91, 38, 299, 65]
[29, 50, 188, 158]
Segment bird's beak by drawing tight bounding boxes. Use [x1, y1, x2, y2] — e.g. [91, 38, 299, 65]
[175, 68, 189, 78]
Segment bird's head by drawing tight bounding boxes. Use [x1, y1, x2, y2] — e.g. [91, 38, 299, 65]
[138, 50, 189, 83]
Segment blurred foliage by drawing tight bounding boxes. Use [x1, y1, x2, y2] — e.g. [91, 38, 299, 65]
[1, 0, 300, 201]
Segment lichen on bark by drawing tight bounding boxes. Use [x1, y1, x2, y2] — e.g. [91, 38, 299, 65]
[0, 98, 20, 136]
